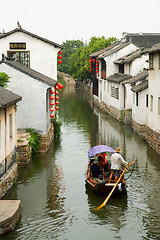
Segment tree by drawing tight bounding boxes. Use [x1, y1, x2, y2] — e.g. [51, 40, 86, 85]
[69, 36, 117, 81]
[0, 72, 10, 87]
[57, 40, 84, 74]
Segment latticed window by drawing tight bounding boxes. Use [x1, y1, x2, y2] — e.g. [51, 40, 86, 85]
[7, 51, 30, 67]
[111, 86, 119, 99]
[115, 88, 119, 99]
[149, 53, 153, 69]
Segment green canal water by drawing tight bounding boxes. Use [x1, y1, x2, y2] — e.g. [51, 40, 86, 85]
[2, 86, 160, 240]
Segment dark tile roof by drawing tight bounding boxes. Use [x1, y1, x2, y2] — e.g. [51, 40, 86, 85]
[98, 42, 130, 59]
[107, 73, 132, 83]
[123, 70, 148, 85]
[89, 42, 119, 58]
[89, 33, 160, 60]
[0, 59, 56, 86]
[123, 33, 160, 48]
[131, 80, 148, 92]
[114, 49, 142, 64]
[142, 43, 160, 54]
[0, 86, 22, 108]
[0, 27, 62, 49]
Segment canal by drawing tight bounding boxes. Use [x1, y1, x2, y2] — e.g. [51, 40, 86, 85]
[2, 86, 160, 240]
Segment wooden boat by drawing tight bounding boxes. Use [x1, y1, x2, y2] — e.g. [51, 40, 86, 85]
[85, 145, 127, 195]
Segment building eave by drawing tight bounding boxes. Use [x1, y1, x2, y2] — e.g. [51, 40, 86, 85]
[0, 27, 62, 49]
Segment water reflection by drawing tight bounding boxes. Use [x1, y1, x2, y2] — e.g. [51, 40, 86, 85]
[2, 86, 160, 240]
[85, 183, 127, 229]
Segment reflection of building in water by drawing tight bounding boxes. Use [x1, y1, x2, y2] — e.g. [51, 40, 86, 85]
[85, 183, 127, 230]
[62, 85, 76, 96]
[89, 99, 160, 239]
[48, 165, 65, 210]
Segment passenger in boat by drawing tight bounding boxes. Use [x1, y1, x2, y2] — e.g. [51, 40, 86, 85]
[102, 154, 111, 179]
[108, 147, 128, 183]
[90, 159, 103, 180]
[97, 153, 103, 168]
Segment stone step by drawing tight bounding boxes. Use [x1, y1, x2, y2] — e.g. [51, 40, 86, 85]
[0, 200, 22, 236]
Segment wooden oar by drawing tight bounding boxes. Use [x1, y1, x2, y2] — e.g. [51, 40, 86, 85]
[95, 160, 136, 211]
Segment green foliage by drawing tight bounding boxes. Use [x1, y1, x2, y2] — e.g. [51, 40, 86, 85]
[0, 72, 10, 87]
[58, 36, 117, 82]
[26, 128, 41, 154]
[51, 118, 62, 139]
[58, 40, 84, 74]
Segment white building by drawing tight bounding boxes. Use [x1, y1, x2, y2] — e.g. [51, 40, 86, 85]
[0, 24, 62, 152]
[0, 59, 56, 134]
[90, 33, 160, 124]
[0, 86, 21, 198]
[0, 24, 61, 79]
[142, 43, 160, 153]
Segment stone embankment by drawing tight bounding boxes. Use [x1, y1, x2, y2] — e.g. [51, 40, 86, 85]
[16, 132, 31, 165]
[0, 200, 22, 236]
[58, 71, 75, 86]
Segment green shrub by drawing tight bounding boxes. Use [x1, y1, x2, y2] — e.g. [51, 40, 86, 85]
[26, 128, 41, 154]
[51, 118, 62, 138]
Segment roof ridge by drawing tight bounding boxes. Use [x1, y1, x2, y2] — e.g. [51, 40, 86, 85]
[0, 27, 62, 48]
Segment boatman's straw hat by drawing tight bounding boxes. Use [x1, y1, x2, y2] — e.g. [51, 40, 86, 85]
[115, 147, 122, 152]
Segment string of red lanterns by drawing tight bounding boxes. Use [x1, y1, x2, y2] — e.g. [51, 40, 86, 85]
[49, 83, 64, 118]
[89, 58, 99, 73]
[58, 50, 62, 64]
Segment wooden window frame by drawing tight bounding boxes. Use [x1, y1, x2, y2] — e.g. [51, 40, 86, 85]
[149, 53, 154, 69]
[7, 51, 30, 67]
[9, 113, 13, 138]
[146, 94, 148, 108]
[136, 92, 138, 106]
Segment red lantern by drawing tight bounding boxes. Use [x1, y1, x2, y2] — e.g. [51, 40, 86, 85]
[58, 50, 62, 54]
[55, 106, 59, 110]
[96, 63, 98, 66]
[55, 101, 59, 105]
[49, 96, 54, 100]
[96, 67, 99, 70]
[96, 60, 98, 63]
[50, 113, 55, 118]
[57, 83, 64, 89]
[55, 96, 59, 100]
[54, 91, 59, 95]
[54, 85, 59, 90]
[89, 69, 91, 72]
[50, 102, 55, 106]
[50, 108, 54, 112]
[96, 70, 99, 73]
[89, 60, 92, 63]
[93, 59, 95, 62]
[58, 55, 62, 59]
[50, 89, 54, 94]
[58, 60, 62, 64]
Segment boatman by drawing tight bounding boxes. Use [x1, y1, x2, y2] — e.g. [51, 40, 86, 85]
[108, 147, 129, 183]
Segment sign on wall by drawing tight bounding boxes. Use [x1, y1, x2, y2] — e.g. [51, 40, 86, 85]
[9, 42, 26, 49]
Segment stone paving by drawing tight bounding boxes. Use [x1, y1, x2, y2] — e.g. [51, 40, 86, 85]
[0, 200, 22, 236]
